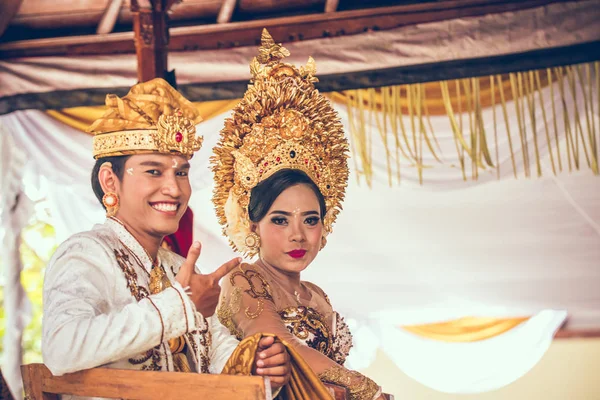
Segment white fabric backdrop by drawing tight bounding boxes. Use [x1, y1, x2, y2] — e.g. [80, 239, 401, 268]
[1, 77, 599, 395]
[0, 128, 33, 399]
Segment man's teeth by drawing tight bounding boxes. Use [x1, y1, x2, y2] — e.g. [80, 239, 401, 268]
[152, 203, 178, 212]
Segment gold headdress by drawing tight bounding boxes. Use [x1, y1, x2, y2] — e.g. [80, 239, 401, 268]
[89, 78, 203, 159]
[211, 29, 349, 257]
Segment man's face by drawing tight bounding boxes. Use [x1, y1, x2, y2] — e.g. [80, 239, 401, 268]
[114, 154, 191, 240]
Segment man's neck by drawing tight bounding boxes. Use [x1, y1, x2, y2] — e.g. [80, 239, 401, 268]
[112, 215, 163, 262]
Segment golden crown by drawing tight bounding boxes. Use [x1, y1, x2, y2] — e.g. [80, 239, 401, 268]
[89, 78, 203, 159]
[211, 29, 349, 256]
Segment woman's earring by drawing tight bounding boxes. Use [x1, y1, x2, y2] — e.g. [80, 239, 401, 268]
[320, 235, 327, 251]
[245, 232, 261, 252]
[102, 192, 119, 218]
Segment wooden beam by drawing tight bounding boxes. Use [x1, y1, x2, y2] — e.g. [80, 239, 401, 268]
[131, 0, 169, 82]
[324, 0, 338, 13]
[96, 0, 124, 34]
[0, 0, 566, 59]
[217, 0, 237, 24]
[0, 0, 23, 38]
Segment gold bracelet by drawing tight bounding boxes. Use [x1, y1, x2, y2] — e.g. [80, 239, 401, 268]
[318, 365, 380, 400]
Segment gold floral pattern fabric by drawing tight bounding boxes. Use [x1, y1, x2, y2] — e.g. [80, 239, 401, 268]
[279, 306, 333, 359]
[218, 263, 352, 366]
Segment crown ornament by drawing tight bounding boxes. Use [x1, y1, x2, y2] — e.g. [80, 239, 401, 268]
[211, 29, 349, 257]
[89, 78, 203, 159]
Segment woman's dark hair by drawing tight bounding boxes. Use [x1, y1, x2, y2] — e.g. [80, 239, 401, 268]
[248, 169, 327, 223]
[91, 155, 131, 209]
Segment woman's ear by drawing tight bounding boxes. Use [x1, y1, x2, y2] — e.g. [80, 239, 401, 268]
[98, 162, 120, 195]
[250, 222, 259, 235]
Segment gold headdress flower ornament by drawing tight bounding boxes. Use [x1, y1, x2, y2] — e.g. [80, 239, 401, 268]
[88, 78, 203, 159]
[211, 29, 350, 257]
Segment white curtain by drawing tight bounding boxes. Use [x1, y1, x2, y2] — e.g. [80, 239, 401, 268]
[1, 77, 599, 394]
[0, 127, 33, 399]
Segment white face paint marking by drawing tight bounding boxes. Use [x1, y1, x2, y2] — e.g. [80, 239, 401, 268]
[126, 168, 134, 175]
[172, 158, 179, 168]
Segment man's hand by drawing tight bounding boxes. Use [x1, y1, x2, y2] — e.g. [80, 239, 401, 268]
[176, 241, 241, 317]
[253, 336, 291, 390]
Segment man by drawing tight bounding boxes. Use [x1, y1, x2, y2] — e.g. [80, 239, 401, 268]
[42, 78, 289, 398]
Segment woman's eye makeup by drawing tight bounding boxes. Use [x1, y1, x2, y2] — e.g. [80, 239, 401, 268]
[271, 216, 288, 225]
[305, 216, 320, 225]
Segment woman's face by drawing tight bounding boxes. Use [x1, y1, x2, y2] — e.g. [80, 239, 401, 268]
[254, 184, 323, 274]
[113, 154, 191, 240]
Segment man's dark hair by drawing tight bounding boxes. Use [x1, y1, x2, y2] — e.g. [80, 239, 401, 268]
[90, 156, 130, 209]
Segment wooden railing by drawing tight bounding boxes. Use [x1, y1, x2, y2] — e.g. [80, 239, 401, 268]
[22, 363, 394, 400]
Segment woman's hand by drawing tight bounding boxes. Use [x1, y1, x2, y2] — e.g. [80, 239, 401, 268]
[253, 336, 291, 390]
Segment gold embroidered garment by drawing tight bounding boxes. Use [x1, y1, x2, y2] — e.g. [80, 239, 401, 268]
[218, 262, 381, 399]
[42, 219, 240, 400]
[222, 333, 333, 400]
[219, 262, 378, 391]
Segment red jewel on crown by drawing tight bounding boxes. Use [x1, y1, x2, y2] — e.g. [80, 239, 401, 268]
[175, 132, 183, 142]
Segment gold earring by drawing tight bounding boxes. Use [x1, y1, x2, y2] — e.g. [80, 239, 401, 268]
[320, 235, 327, 250]
[102, 192, 119, 218]
[245, 232, 261, 251]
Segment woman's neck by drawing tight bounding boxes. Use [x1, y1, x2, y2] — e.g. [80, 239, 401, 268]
[256, 257, 301, 292]
[111, 215, 162, 262]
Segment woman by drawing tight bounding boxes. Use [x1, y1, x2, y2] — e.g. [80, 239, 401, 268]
[41, 78, 290, 396]
[212, 29, 384, 400]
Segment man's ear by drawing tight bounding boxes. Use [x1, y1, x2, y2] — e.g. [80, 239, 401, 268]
[98, 162, 120, 194]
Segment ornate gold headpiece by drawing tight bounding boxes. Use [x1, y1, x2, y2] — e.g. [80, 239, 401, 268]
[88, 78, 203, 159]
[211, 29, 349, 257]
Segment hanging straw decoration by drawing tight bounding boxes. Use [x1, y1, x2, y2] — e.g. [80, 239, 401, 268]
[330, 61, 599, 185]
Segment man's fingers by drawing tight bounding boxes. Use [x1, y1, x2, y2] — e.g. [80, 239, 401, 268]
[208, 257, 242, 282]
[180, 241, 202, 274]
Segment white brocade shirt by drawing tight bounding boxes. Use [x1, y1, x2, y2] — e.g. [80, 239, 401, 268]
[42, 219, 239, 399]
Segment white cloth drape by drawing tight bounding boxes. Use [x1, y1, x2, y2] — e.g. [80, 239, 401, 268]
[0, 126, 33, 399]
[1, 77, 598, 394]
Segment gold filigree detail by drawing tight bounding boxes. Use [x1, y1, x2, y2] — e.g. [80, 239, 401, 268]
[332, 312, 353, 366]
[90, 78, 203, 159]
[149, 264, 172, 294]
[217, 286, 244, 339]
[114, 249, 149, 301]
[279, 306, 333, 359]
[230, 268, 274, 319]
[318, 365, 380, 400]
[211, 29, 349, 256]
[256, 29, 290, 65]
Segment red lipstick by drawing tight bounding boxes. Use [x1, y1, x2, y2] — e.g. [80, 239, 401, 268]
[287, 250, 307, 259]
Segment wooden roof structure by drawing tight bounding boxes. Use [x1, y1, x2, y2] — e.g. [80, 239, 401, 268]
[0, 0, 576, 82]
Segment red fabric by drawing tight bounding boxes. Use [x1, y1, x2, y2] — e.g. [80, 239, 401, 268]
[162, 207, 194, 257]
